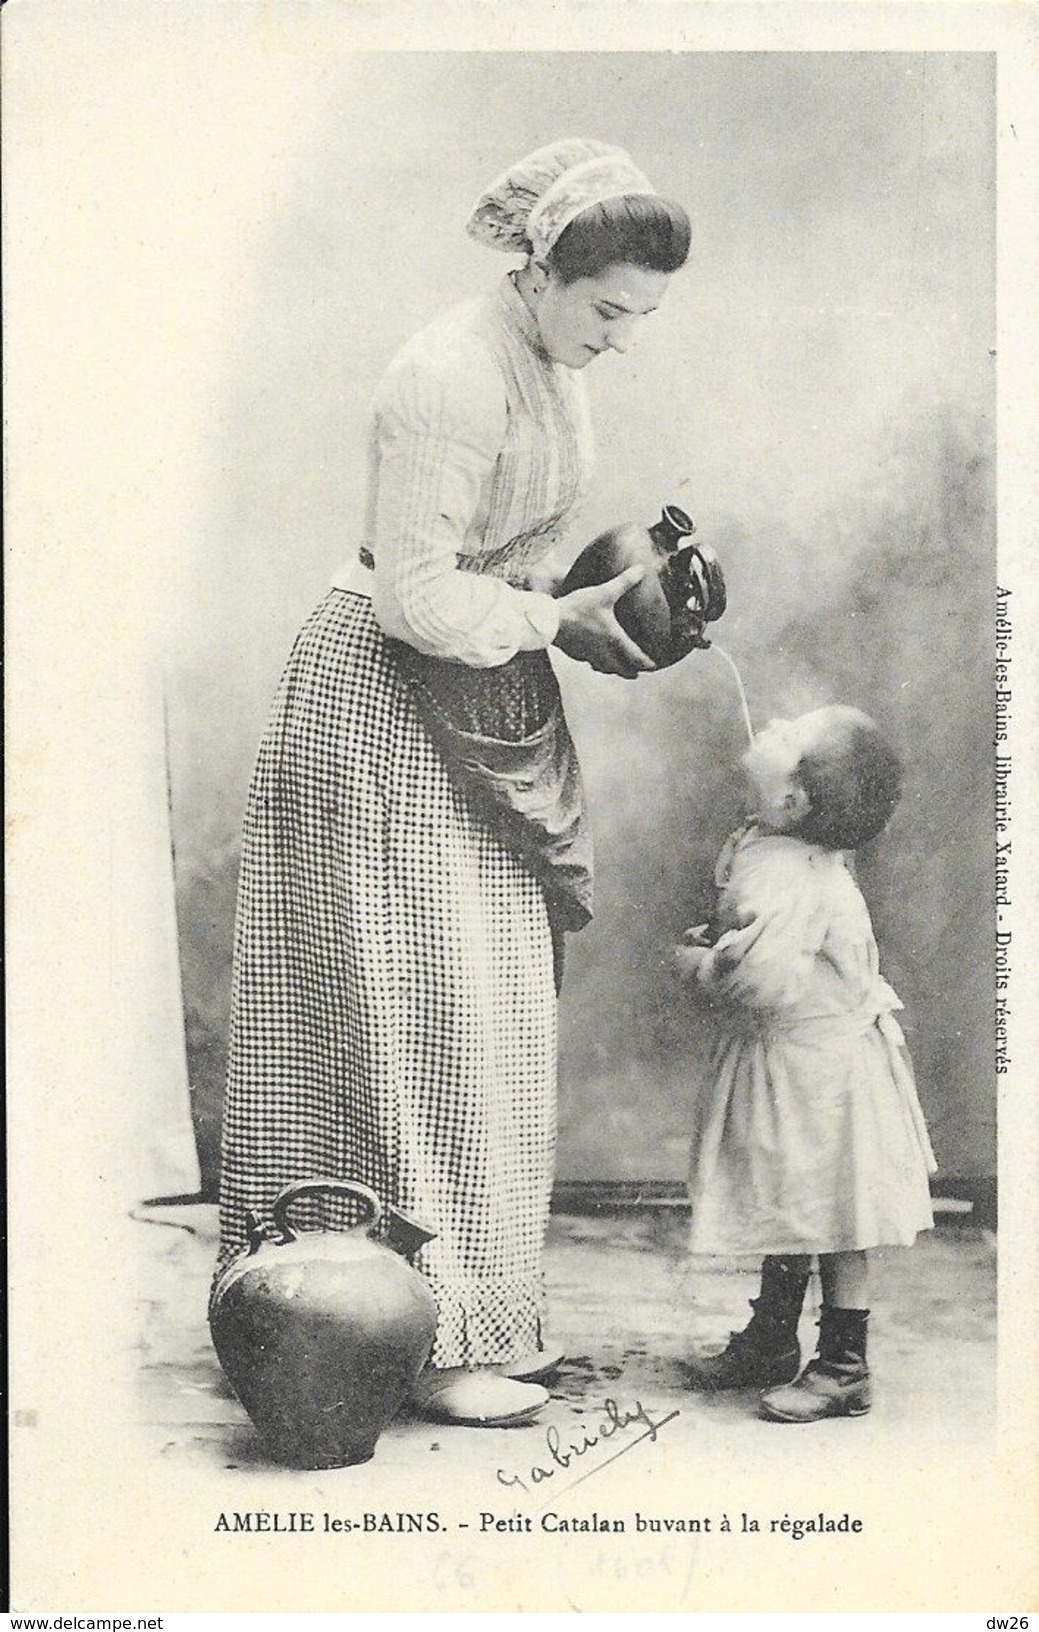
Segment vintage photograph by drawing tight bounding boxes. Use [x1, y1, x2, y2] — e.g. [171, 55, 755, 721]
[6, 4, 1037, 1617]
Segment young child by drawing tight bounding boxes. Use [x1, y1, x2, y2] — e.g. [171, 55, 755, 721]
[674, 705, 936, 1423]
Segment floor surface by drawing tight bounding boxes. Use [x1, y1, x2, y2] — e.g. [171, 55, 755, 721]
[133, 1203, 997, 1475]
[107, 1203, 1004, 1611]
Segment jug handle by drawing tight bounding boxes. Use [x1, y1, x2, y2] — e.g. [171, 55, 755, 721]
[270, 1178, 383, 1244]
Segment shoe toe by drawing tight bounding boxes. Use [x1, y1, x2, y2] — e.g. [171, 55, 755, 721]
[759, 1366, 871, 1423]
[758, 1381, 807, 1422]
[411, 1371, 549, 1426]
[494, 1347, 565, 1383]
[682, 1340, 800, 1392]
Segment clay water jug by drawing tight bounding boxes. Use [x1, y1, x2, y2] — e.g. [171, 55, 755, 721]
[209, 1179, 438, 1468]
[559, 503, 726, 668]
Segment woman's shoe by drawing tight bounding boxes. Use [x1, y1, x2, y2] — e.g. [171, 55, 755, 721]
[410, 1369, 549, 1426]
[494, 1347, 565, 1384]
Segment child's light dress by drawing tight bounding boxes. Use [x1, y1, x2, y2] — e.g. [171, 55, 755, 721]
[687, 822, 937, 1257]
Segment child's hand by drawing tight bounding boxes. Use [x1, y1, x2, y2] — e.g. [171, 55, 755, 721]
[682, 923, 714, 947]
[673, 942, 710, 984]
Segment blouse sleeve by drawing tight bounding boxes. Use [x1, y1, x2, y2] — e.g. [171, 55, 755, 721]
[696, 847, 827, 1011]
[369, 335, 561, 667]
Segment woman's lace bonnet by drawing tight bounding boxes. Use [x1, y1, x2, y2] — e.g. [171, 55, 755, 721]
[466, 137, 657, 260]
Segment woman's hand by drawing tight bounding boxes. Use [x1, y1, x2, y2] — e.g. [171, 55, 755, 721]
[553, 564, 657, 678]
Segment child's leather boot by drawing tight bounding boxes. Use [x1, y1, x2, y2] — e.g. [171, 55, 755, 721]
[685, 1256, 810, 1390]
[760, 1305, 871, 1422]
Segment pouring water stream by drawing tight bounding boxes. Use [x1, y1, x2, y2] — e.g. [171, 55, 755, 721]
[711, 643, 755, 746]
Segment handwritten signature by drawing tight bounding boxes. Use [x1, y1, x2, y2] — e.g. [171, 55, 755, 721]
[496, 1397, 678, 1496]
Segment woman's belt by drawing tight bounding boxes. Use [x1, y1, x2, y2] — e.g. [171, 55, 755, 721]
[358, 545, 536, 587]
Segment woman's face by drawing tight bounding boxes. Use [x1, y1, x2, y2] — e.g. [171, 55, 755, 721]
[533, 261, 671, 369]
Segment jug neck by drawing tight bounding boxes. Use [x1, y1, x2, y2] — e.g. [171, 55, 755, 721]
[649, 504, 695, 554]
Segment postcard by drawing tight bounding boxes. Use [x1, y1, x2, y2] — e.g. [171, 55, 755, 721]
[5, 1, 1037, 1616]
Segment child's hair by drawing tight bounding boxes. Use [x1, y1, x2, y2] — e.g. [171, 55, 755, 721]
[793, 706, 904, 850]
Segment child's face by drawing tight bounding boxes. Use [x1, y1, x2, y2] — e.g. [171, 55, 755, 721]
[742, 709, 840, 831]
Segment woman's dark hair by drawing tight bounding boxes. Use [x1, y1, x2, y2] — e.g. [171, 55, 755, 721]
[793, 708, 905, 851]
[547, 194, 691, 284]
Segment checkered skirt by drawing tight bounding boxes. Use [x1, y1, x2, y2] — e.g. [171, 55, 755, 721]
[216, 590, 558, 1368]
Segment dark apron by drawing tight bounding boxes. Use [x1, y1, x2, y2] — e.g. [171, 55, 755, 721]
[390, 643, 593, 991]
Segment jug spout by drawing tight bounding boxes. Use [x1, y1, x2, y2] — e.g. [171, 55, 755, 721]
[385, 1207, 437, 1262]
[649, 503, 695, 553]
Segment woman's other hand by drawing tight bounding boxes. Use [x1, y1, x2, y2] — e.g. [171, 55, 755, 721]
[553, 564, 657, 677]
[524, 544, 569, 597]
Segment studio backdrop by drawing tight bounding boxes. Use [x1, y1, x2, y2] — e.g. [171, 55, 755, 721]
[164, 52, 995, 1202]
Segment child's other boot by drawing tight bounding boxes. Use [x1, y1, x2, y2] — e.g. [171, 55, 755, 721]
[685, 1256, 811, 1391]
[759, 1305, 871, 1422]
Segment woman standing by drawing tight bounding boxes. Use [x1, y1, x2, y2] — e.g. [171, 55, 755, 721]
[216, 138, 691, 1425]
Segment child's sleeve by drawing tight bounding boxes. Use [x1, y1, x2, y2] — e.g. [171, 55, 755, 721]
[695, 854, 826, 1011]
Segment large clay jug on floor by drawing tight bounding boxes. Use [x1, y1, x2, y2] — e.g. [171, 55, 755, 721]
[559, 503, 726, 668]
[209, 1179, 438, 1468]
